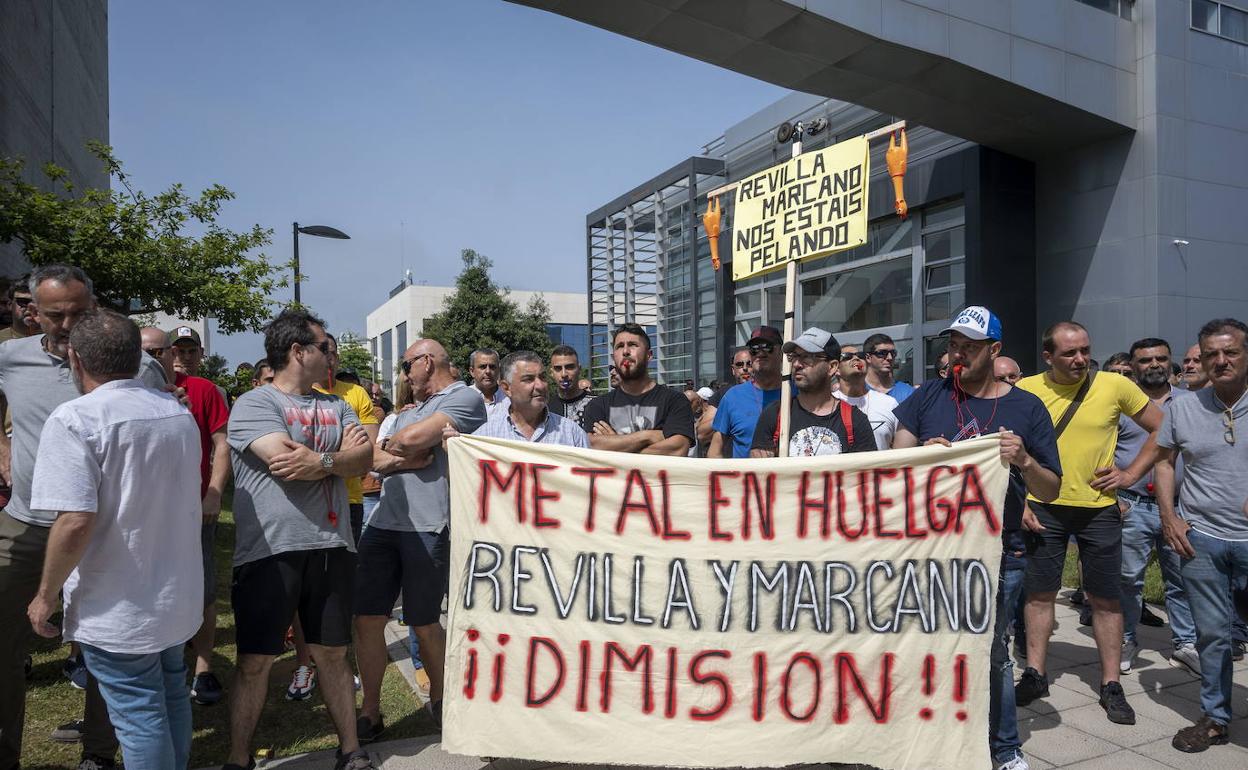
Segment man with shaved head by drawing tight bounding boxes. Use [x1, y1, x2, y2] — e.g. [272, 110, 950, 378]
[994, 356, 1022, 384]
[354, 338, 486, 739]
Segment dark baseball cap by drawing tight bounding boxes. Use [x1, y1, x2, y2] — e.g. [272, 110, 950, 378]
[170, 325, 202, 347]
[749, 325, 783, 346]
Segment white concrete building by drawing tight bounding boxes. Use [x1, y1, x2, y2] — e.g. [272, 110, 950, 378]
[366, 280, 588, 394]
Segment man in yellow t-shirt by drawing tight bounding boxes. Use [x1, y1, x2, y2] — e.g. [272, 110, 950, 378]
[1014, 321, 1163, 726]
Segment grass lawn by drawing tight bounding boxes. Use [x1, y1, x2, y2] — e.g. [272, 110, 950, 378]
[20, 505, 437, 769]
[1064, 544, 1165, 604]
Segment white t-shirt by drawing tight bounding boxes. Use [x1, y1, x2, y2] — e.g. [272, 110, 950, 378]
[31, 379, 203, 654]
[834, 388, 899, 450]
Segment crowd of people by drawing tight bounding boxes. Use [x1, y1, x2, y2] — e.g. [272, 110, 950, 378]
[0, 263, 1244, 770]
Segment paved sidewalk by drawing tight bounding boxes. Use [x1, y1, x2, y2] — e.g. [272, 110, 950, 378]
[212, 598, 1248, 769]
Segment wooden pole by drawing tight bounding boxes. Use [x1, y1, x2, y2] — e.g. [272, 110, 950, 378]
[777, 138, 802, 457]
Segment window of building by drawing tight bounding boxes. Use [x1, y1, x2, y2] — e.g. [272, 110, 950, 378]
[395, 322, 407, 360]
[380, 329, 393, 394]
[1192, 0, 1248, 43]
[1076, 0, 1133, 21]
[801, 256, 912, 333]
[922, 201, 966, 324]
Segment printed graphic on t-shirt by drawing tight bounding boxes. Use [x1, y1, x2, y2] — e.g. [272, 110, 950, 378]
[952, 417, 981, 442]
[281, 405, 341, 450]
[789, 426, 844, 456]
[609, 405, 658, 434]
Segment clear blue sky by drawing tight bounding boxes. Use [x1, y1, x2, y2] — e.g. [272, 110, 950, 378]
[109, 0, 788, 367]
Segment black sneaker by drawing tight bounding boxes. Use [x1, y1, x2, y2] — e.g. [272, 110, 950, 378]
[1099, 681, 1136, 724]
[191, 671, 224, 706]
[63, 656, 88, 690]
[220, 758, 255, 770]
[335, 748, 376, 770]
[1070, 589, 1085, 605]
[424, 698, 443, 729]
[1233, 640, 1246, 662]
[24, 654, 32, 679]
[1079, 605, 1093, 626]
[50, 719, 85, 743]
[1140, 604, 1165, 627]
[356, 714, 385, 743]
[1015, 667, 1049, 707]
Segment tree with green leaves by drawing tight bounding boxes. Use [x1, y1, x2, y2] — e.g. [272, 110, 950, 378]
[0, 142, 285, 333]
[421, 249, 553, 374]
[336, 331, 374, 379]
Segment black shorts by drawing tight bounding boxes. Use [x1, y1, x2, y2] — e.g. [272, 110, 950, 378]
[231, 547, 356, 655]
[353, 527, 449, 627]
[1024, 502, 1122, 600]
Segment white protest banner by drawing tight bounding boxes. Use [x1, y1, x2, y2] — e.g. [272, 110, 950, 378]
[731, 135, 870, 281]
[443, 435, 1007, 770]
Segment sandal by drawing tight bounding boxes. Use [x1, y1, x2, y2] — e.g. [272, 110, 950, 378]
[1173, 715, 1229, 753]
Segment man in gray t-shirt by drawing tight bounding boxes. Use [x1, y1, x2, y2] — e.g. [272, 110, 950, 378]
[1159, 319, 1248, 753]
[221, 309, 375, 770]
[0, 266, 166, 769]
[354, 339, 486, 739]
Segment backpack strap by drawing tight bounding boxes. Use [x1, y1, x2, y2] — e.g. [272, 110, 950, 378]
[840, 399, 855, 447]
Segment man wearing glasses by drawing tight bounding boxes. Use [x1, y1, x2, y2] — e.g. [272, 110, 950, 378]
[1158, 318, 1248, 753]
[863, 333, 916, 403]
[749, 328, 874, 458]
[709, 327, 784, 458]
[357, 339, 487, 738]
[892, 306, 1061, 770]
[0, 277, 37, 343]
[833, 344, 898, 450]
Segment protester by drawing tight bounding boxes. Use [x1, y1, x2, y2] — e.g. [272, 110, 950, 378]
[1114, 338, 1197, 676]
[1015, 321, 1163, 725]
[607, 364, 620, 389]
[749, 328, 874, 457]
[708, 326, 783, 458]
[710, 347, 753, 408]
[468, 350, 588, 447]
[0, 277, 36, 343]
[359, 383, 387, 528]
[154, 327, 233, 707]
[170, 326, 230, 407]
[863, 333, 915, 402]
[690, 386, 716, 457]
[994, 356, 1022, 384]
[892, 306, 1061, 770]
[547, 344, 596, 426]
[224, 308, 374, 770]
[468, 348, 509, 419]
[355, 339, 487, 740]
[26, 310, 203, 770]
[1180, 343, 1209, 391]
[581, 323, 694, 456]
[0, 266, 170, 770]
[834, 343, 898, 450]
[935, 349, 950, 379]
[316, 335, 380, 543]
[1159, 319, 1248, 753]
[251, 359, 274, 388]
[1103, 352, 1134, 379]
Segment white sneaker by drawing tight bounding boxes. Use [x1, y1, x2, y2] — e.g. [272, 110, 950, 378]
[996, 754, 1030, 770]
[1171, 643, 1201, 676]
[286, 664, 317, 701]
[1120, 639, 1140, 674]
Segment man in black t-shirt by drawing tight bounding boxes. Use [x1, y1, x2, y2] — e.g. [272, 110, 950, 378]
[581, 324, 694, 456]
[548, 344, 596, 426]
[750, 328, 874, 457]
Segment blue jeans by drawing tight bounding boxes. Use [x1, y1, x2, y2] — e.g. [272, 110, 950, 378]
[1120, 492, 1196, 647]
[1180, 529, 1248, 726]
[407, 624, 423, 669]
[989, 531, 1026, 764]
[78, 643, 192, 770]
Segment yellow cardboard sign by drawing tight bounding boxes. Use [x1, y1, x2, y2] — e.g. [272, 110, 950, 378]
[731, 135, 870, 281]
[443, 434, 1007, 770]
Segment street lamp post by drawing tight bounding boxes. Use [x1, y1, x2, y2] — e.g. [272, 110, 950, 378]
[292, 222, 351, 303]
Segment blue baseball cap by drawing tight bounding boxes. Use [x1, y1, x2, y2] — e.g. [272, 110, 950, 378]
[943, 306, 1002, 341]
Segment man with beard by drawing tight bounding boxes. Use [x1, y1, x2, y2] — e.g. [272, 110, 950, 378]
[0, 266, 166, 770]
[547, 345, 596, 427]
[581, 324, 693, 456]
[892, 306, 1061, 770]
[1016, 321, 1163, 726]
[709, 326, 783, 458]
[834, 344, 898, 450]
[1114, 338, 1197, 676]
[749, 328, 874, 458]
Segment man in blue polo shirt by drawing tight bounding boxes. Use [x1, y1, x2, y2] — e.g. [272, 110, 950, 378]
[708, 326, 783, 458]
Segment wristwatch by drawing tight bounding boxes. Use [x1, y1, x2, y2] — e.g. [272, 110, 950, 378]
[320, 453, 334, 472]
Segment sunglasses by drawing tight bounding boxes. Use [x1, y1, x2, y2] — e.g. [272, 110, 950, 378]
[869, 349, 898, 359]
[840, 352, 867, 362]
[786, 351, 828, 365]
[732, 361, 750, 369]
[13, 297, 31, 307]
[401, 353, 432, 374]
[748, 342, 776, 354]
[145, 347, 166, 359]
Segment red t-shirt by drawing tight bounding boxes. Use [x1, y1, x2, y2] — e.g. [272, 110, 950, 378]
[175, 372, 230, 498]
